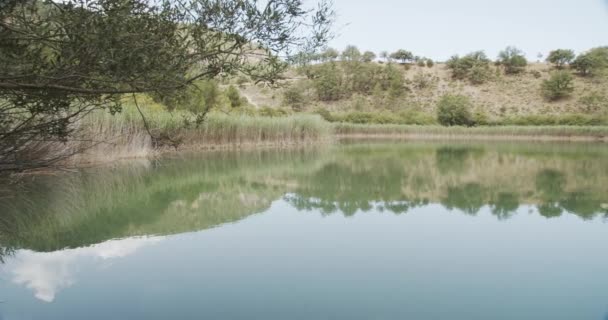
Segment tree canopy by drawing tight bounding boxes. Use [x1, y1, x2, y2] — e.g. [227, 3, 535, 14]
[0, 0, 334, 171]
[389, 49, 413, 64]
[497, 46, 527, 74]
[546, 49, 575, 69]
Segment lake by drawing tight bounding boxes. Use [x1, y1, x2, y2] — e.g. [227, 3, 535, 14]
[1, 140, 607, 320]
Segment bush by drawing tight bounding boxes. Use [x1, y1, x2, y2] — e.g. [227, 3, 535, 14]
[362, 51, 376, 63]
[225, 85, 245, 108]
[541, 71, 574, 100]
[412, 72, 436, 89]
[313, 62, 343, 101]
[546, 49, 575, 69]
[258, 106, 291, 117]
[501, 114, 606, 126]
[283, 85, 306, 111]
[446, 51, 492, 84]
[426, 59, 434, 68]
[472, 110, 490, 125]
[436, 94, 475, 126]
[572, 47, 608, 76]
[314, 108, 334, 122]
[384, 64, 406, 98]
[153, 79, 220, 113]
[469, 64, 492, 84]
[397, 110, 437, 125]
[343, 111, 393, 124]
[497, 46, 527, 74]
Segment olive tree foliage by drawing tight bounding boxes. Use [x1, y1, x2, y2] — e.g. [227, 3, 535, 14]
[0, 0, 334, 172]
[497, 46, 527, 74]
[546, 49, 575, 69]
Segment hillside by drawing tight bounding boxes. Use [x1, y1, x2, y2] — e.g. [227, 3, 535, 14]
[237, 62, 608, 124]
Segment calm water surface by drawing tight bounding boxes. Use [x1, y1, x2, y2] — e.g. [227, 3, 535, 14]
[1, 141, 607, 320]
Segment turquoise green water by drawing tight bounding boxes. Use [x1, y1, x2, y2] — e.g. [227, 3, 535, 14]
[0, 141, 607, 319]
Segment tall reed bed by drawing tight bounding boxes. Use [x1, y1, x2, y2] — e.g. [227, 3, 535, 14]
[70, 106, 332, 164]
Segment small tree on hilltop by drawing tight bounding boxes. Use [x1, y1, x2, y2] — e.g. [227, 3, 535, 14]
[546, 49, 575, 69]
[572, 47, 608, 76]
[446, 51, 492, 84]
[390, 49, 414, 64]
[322, 48, 340, 62]
[341, 45, 362, 62]
[497, 46, 527, 74]
[362, 51, 377, 63]
[380, 51, 389, 63]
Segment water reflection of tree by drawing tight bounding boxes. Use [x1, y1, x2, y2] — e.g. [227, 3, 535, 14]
[490, 192, 520, 220]
[535, 169, 608, 220]
[435, 147, 472, 174]
[2, 143, 608, 254]
[284, 194, 426, 216]
[442, 183, 486, 215]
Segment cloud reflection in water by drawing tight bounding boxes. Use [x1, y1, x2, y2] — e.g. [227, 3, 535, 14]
[4, 236, 164, 302]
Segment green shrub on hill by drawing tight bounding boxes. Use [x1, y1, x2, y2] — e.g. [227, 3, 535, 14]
[446, 51, 492, 84]
[546, 49, 575, 69]
[362, 51, 377, 62]
[226, 85, 245, 108]
[501, 114, 606, 126]
[314, 108, 334, 122]
[572, 47, 608, 76]
[153, 80, 220, 113]
[313, 62, 343, 101]
[541, 71, 574, 100]
[258, 106, 291, 117]
[497, 46, 527, 74]
[436, 94, 475, 126]
[283, 85, 306, 111]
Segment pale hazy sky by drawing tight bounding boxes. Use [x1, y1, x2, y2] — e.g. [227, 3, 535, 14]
[326, 0, 608, 61]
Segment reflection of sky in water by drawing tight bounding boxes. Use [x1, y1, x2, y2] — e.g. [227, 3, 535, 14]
[3, 236, 163, 302]
[0, 198, 607, 320]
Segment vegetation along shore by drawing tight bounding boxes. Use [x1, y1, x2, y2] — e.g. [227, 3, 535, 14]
[2, 0, 608, 172]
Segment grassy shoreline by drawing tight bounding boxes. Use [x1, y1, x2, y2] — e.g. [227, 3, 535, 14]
[334, 123, 608, 142]
[59, 107, 608, 167]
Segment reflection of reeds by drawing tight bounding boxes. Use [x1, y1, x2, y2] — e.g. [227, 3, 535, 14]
[0, 149, 327, 252]
[2, 142, 607, 253]
[335, 123, 608, 141]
